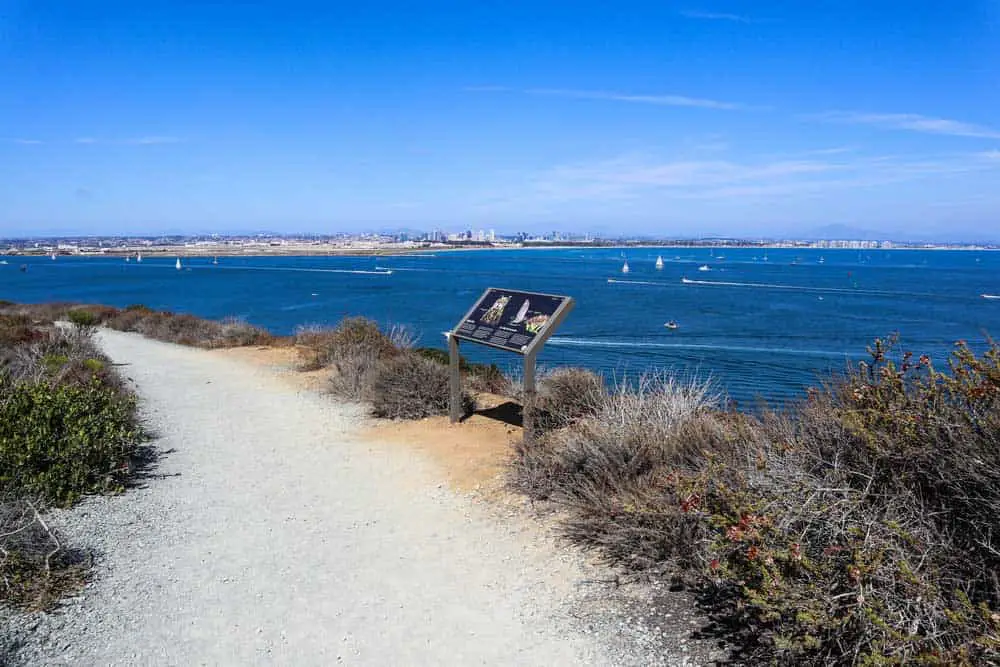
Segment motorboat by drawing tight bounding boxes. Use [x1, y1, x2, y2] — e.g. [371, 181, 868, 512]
[698, 264, 710, 272]
[664, 320, 679, 330]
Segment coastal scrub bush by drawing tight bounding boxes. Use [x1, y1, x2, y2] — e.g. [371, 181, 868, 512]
[414, 347, 511, 395]
[297, 318, 404, 399]
[103, 304, 154, 332]
[511, 372, 718, 501]
[533, 367, 606, 432]
[0, 305, 143, 614]
[66, 308, 99, 334]
[0, 376, 141, 506]
[371, 351, 473, 419]
[509, 340, 1000, 663]
[102, 305, 275, 349]
[296, 317, 400, 371]
[218, 316, 274, 347]
[0, 495, 88, 610]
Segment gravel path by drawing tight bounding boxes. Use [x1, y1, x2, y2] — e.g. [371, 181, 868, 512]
[1, 330, 721, 665]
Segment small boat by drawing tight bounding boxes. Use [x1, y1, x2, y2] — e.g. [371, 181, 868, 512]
[819, 256, 825, 264]
[136, 253, 142, 263]
[681, 277, 694, 284]
[655, 255, 664, 270]
[664, 320, 679, 330]
[175, 258, 182, 270]
[621, 260, 630, 274]
[19, 264, 27, 272]
[125, 256, 130, 263]
[50, 253, 56, 260]
[0, 260, 7, 265]
[983, 294, 1000, 300]
[212, 256, 219, 265]
[698, 264, 710, 272]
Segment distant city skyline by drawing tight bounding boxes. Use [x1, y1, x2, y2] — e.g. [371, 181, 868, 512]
[2, 2, 998, 241]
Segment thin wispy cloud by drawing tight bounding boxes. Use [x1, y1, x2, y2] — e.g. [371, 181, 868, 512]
[814, 111, 1000, 139]
[72, 136, 184, 145]
[528, 151, 1000, 203]
[680, 10, 752, 23]
[526, 88, 745, 110]
[463, 85, 745, 110]
[127, 136, 183, 145]
[4, 138, 43, 145]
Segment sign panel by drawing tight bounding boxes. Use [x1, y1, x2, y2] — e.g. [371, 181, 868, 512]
[451, 288, 571, 354]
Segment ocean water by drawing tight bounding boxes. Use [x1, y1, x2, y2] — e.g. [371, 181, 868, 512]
[3, 247, 999, 405]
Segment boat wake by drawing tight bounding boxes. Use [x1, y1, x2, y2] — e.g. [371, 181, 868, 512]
[201, 265, 393, 276]
[983, 294, 1000, 300]
[549, 336, 856, 358]
[680, 277, 941, 298]
[607, 278, 668, 286]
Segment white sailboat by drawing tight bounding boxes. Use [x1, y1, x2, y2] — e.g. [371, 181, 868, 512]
[655, 255, 664, 270]
[50, 252, 56, 260]
[136, 252, 142, 263]
[175, 258, 182, 270]
[212, 256, 219, 265]
[698, 264, 710, 272]
[621, 260, 630, 274]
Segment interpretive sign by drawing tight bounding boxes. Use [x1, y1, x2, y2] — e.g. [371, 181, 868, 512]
[451, 288, 572, 355]
[447, 288, 574, 442]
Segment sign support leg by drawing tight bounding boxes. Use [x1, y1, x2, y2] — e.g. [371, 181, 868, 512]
[448, 334, 462, 423]
[523, 352, 537, 445]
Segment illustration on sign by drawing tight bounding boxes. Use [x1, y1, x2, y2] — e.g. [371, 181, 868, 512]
[452, 288, 569, 353]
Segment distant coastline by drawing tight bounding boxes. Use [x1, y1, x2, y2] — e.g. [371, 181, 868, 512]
[4, 239, 998, 258]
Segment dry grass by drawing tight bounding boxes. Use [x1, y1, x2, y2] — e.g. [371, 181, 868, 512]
[0, 496, 89, 610]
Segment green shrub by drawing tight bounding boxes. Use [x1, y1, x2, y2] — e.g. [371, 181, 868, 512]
[0, 377, 141, 506]
[371, 352, 473, 419]
[66, 308, 99, 331]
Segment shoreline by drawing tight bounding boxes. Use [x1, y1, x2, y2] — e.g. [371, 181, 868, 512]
[6, 243, 998, 258]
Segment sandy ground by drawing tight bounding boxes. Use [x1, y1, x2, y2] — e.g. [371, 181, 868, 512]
[213, 345, 522, 495]
[4, 331, 724, 665]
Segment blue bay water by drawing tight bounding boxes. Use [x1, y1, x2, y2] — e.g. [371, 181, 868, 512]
[3, 248, 999, 406]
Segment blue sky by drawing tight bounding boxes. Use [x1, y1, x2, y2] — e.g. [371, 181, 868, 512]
[1, 1, 998, 240]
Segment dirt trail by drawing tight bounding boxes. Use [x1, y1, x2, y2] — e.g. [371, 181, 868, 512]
[12, 330, 679, 665]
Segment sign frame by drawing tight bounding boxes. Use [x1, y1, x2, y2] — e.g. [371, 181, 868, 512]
[449, 287, 574, 356]
[446, 287, 575, 442]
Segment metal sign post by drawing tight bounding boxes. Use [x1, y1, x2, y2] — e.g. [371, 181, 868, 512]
[448, 288, 575, 444]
